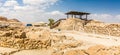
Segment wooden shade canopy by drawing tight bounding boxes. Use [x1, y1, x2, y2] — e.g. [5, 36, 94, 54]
[65, 11, 90, 20]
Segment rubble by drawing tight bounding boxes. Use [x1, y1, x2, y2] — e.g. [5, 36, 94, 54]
[52, 45, 120, 55]
[0, 37, 51, 49]
[0, 27, 78, 50]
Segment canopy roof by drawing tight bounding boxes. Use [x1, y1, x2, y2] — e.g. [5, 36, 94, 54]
[66, 11, 90, 15]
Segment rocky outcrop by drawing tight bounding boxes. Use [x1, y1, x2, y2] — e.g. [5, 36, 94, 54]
[52, 45, 120, 55]
[55, 18, 85, 31]
[0, 16, 20, 22]
[0, 16, 8, 21]
[8, 19, 20, 22]
[0, 27, 26, 38]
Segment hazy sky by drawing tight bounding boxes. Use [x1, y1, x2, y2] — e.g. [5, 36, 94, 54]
[0, 0, 120, 23]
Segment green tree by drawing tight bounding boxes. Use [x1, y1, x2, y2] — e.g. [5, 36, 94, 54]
[48, 18, 54, 28]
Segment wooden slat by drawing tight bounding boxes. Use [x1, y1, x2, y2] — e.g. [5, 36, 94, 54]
[65, 11, 90, 15]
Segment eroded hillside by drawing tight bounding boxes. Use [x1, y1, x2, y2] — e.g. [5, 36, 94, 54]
[0, 17, 120, 55]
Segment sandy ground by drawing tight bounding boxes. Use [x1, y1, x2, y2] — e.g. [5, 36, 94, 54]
[63, 30, 120, 46]
[0, 47, 53, 55]
[0, 47, 18, 54]
[0, 30, 120, 55]
[12, 49, 52, 55]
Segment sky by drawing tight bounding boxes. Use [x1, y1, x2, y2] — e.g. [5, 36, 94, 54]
[0, 0, 120, 23]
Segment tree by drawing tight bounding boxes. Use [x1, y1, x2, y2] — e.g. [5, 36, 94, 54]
[48, 18, 54, 28]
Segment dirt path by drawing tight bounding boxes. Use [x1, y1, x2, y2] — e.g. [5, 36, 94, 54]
[63, 30, 120, 46]
[0, 47, 20, 55]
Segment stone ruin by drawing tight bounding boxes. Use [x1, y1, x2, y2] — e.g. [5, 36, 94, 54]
[55, 18, 120, 37]
[0, 26, 83, 50]
[0, 16, 120, 55]
[0, 27, 50, 49]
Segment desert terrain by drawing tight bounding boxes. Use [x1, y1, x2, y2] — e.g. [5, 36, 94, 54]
[0, 16, 120, 55]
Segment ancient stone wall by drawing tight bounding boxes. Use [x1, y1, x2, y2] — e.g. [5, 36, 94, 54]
[0, 27, 73, 50]
[56, 18, 120, 37]
[84, 24, 120, 37]
[0, 27, 52, 50]
[0, 37, 51, 50]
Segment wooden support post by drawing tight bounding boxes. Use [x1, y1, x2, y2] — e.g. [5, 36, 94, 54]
[80, 15, 82, 19]
[72, 15, 74, 18]
[79, 15, 81, 19]
[67, 14, 69, 18]
[86, 14, 88, 21]
[74, 15, 76, 18]
[73, 15, 75, 18]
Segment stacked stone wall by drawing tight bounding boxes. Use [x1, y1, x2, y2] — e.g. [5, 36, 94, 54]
[84, 24, 120, 37]
[0, 37, 51, 49]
